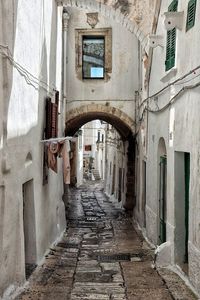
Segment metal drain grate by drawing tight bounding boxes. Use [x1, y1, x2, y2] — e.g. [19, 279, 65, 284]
[97, 254, 131, 262]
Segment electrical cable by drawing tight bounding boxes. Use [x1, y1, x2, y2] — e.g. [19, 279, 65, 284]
[139, 65, 200, 108]
[146, 81, 200, 114]
[0, 44, 56, 94]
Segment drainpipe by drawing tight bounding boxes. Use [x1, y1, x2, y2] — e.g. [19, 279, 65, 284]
[62, 8, 70, 131]
[62, 8, 70, 200]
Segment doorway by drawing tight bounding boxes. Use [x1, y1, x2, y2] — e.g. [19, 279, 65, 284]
[142, 161, 146, 228]
[112, 164, 116, 195]
[174, 152, 190, 273]
[157, 138, 167, 244]
[158, 156, 167, 244]
[118, 168, 122, 202]
[22, 179, 37, 279]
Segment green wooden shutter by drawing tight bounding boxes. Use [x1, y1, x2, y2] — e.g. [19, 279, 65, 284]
[51, 103, 58, 138]
[45, 97, 52, 139]
[165, 0, 178, 71]
[186, 0, 197, 31]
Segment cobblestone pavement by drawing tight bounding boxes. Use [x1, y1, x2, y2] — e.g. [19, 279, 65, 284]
[15, 182, 197, 300]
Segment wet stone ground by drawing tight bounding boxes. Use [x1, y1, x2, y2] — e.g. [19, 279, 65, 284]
[15, 182, 197, 300]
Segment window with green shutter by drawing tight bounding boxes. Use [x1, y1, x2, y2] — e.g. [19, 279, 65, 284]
[186, 0, 197, 31]
[165, 0, 178, 71]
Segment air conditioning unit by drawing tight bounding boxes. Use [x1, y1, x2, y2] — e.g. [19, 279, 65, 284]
[163, 11, 184, 30]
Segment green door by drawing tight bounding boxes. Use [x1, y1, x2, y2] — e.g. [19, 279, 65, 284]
[184, 153, 190, 263]
[159, 156, 167, 244]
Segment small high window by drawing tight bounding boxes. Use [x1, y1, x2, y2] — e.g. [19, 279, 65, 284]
[82, 36, 105, 79]
[186, 0, 197, 31]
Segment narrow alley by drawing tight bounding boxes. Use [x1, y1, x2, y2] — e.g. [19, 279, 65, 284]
[14, 182, 196, 300]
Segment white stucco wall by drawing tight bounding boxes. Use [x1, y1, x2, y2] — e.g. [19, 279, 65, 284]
[142, 0, 200, 294]
[0, 1, 66, 296]
[65, 7, 138, 122]
[104, 127, 127, 204]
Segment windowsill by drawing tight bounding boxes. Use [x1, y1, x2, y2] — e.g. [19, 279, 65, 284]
[160, 67, 177, 83]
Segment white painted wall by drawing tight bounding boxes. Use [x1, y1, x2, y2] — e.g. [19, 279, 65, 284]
[65, 7, 138, 122]
[138, 0, 200, 294]
[0, 1, 66, 296]
[104, 126, 127, 204]
[76, 134, 84, 187]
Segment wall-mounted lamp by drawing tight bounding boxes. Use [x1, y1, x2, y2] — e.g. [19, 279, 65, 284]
[163, 11, 184, 31]
[149, 35, 164, 48]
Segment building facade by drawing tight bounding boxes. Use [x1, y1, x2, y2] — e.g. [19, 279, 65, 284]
[0, 1, 66, 296]
[135, 0, 200, 294]
[1, 0, 200, 297]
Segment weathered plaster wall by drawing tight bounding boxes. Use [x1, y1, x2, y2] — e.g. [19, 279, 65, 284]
[0, 0, 66, 296]
[104, 126, 127, 204]
[65, 6, 138, 123]
[143, 0, 200, 294]
[59, 0, 159, 50]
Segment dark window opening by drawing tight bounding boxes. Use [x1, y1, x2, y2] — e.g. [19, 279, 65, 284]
[85, 145, 92, 151]
[82, 36, 105, 79]
[97, 131, 101, 142]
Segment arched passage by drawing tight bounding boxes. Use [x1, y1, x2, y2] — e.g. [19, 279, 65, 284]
[65, 104, 135, 138]
[65, 105, 136, 210]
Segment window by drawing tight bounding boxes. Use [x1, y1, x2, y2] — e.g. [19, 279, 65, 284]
[82, 36, 105, 79]
[75, 28, 112, 81]
[85, 145, 92, 151]
[97, 131, 101, 142]
[165, 0, 178, 72]
[186, 0, 197, 31]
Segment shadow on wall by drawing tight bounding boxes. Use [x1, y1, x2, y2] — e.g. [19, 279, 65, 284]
[1, 0, 19, 142]
[0, 1, 19, 296]
[0, 0, 63, 297]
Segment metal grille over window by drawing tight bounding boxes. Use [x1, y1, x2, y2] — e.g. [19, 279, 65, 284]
[186, 0, 197, 31]
[82, 36, 105, 79]
[165, 0, 178, 72]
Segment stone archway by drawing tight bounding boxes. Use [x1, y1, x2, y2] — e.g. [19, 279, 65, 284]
[57, 0, 159, 51]
[65, 104, 136, 210]
[65, 104, 136, 138]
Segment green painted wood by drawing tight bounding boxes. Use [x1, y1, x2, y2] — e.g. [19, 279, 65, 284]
[186, 0, 197, 31]
[159, 156, 167, 244]
[184, 153, 190, 263]
[165, 0, 178, 71]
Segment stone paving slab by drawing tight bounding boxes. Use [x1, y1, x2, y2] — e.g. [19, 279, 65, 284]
[127, 288, 173, 300]
[158, 268, 198, 300]
[14, 182, 198, 300]
[71, 293, 110, 300]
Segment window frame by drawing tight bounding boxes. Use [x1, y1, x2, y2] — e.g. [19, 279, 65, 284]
[75, 28, 112, 81]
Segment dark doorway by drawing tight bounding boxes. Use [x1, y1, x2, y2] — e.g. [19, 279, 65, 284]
[158, 156, 167, 244]
[22, 180, 37, 279]
[174, 151, 190, 274]
[118, 168, 122, 202]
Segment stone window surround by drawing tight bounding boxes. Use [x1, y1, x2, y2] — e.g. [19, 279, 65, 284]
[75, 28, 112, 81]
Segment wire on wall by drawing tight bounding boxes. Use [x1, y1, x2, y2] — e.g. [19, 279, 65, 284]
[0, 44, 56, 94]
[139, 65, 200, 109]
